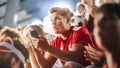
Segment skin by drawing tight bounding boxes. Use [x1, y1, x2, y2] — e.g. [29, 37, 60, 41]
[82, 0, 97, 17]
[23, 26, 42, 68]
[84, 45, 104, 65]
[50, 12, 70, 34]
[94, 12, 118, 68]
[78, 5, 85, 14]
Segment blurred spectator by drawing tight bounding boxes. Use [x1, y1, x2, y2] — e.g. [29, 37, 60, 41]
[0, 26, 29, 68]
[21, 25, 45, 68]
[81, 0, 98, 34]
[93, 3, 120, 68]
[71, 2, 86, 26]
[21, 25, 55, 68]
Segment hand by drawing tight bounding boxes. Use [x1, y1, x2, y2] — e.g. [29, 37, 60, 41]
[84, 44, 104, 64]
[26, 38, 36, 53]
[31, 36, 50, 51]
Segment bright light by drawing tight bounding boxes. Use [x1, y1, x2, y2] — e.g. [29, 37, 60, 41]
[14, 14, 18, 25]
[30, 18, 43, 26]
[51, 1, 73, 12]
[43, 16, 55, 35]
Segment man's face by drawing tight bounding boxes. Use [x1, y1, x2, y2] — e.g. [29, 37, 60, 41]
[50, 12, 68, 34]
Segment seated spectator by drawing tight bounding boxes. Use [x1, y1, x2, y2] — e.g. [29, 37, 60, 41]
[0, 26, 29, 68]
[29, 7, 94, 68]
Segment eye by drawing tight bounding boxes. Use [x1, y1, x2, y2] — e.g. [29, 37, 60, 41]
[55, 17, 61, 20]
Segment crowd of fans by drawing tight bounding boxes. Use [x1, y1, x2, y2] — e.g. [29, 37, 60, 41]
[0, 0, 120, 68]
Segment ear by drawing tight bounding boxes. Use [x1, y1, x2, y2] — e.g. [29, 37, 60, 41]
[66, 18, 71, 24]
[11, 57, 21, 68]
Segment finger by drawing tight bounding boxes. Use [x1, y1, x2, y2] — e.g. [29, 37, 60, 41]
[86, 46, 96, 53]
[87, 50, 96, 56]
[84, 51, 87, 54]
[84, 48, 95, 56]
[88, 44, 91, 47]
[84, 46, 88, 50]
[86, 58, 90, 61]
[84, 54, 91, 61]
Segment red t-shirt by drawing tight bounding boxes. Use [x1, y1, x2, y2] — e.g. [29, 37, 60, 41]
[50, 26, 94, 66]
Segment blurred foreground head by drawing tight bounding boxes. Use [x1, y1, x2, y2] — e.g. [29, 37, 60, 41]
[94, 3, 120, 64]
[0, 26, 29, 68]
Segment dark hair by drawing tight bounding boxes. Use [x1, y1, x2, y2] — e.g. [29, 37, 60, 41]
[95, 3, 120, 64]
[13, 40, 29, 63]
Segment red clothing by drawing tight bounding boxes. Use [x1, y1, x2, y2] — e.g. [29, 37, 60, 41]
[85, 14, 94, 34]
[50, 26, 94, 66]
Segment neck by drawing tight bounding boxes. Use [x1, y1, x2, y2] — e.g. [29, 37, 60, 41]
[60, 28, 71, 40]
[105, 52, 118, 68]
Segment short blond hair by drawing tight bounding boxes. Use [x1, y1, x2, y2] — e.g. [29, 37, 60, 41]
[49, 7, 73, 18]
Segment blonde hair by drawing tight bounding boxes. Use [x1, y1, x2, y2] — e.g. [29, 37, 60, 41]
[22, 25, 45, 38]
[49, 7, 73, 18]
[0, 26, 20, 39]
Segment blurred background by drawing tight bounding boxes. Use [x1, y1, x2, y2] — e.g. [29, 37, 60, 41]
[0, 0, 100, 34]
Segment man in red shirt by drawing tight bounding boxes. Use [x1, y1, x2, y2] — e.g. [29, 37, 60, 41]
[30, 7, 94, 68]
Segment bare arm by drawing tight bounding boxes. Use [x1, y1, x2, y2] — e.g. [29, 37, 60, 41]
[46, 43, 85, 62]
[34, 36, 85, 62]
[27, 43, 40, 68]
[34, 48, 57, 68]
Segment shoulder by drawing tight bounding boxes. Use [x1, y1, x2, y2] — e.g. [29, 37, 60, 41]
[51, 35, 62, 42]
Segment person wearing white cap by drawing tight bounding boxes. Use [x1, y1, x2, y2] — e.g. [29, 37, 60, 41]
[0, 26, 29, 68]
